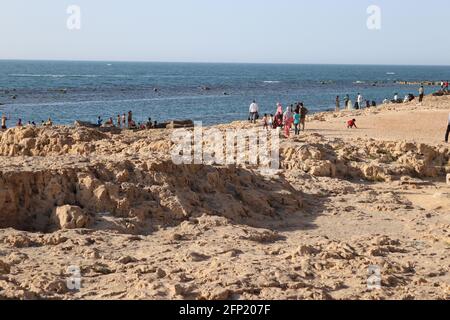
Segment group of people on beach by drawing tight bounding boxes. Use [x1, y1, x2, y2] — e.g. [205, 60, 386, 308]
[97, 111, 159, 130]
[1, 114, 53, 130]
[0, 110, 160, 131]
[249, 100, 309, 138]
[335, 93, 377, 112]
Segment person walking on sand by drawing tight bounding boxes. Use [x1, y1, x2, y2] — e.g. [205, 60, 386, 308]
[445, 112, 450, 143]
[418, 85, 425, 105]
[445, 81, 449, 93]
[122, 113, 126, 127]
[335, 96, 340, 112]
[299, 103, 309, 131]
[117, 114, 121, 127]
[249, 100, 259, 124]
[283, 106, 293, 138]
[1, 114, 8, 130]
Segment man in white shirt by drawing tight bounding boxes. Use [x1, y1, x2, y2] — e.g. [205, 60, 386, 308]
[445, 113, 450, 143]
[356, 94, 363, 109]
[249, 100, 259, 124]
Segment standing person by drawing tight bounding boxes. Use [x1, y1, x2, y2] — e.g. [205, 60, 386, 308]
[283, 106, 293, 138]
[335, 96, 340, 112]
[117, 114, 121, 127]
[262, 114, 269, 130]
[299, 103, 309, 131]
[293, 110, 301, 135]
[445, 112, 450, 143]
[122, 113, 126, 127]
[276, 102, 283, 115]
[344, 94, 350, 109]
[418, 86, 425, 104]
[17, 118, 23, 127]
[97, 116, 103, 127]
[1, 114, 7, 130]
[249, 100, 259, 124]
[268, 114, 273, 129]
[393, 93, 399, 103]
[127, 111, 133, 128]
[356, 93, 363, 109]
[445, 81, 449, 92]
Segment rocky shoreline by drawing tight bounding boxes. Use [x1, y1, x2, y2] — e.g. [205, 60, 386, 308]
[0, 96, 449, 300]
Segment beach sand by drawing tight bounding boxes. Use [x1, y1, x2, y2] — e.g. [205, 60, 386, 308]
[0, 95, 449, 300]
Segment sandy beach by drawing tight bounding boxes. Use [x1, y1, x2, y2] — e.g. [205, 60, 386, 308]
[0, 95, 449, 300]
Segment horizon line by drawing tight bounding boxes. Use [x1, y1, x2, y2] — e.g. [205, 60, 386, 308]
[1, 58, 449, 68]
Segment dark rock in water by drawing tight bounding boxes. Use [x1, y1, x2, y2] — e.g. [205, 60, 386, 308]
[74, 120, 122, 134]
[166, 120, 194, 129]
[74, 120, 97, 128]
[11, 95, 17, 100]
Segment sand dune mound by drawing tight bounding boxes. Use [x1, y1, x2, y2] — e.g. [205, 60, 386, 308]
[0, 155, 302, 234]
[0, 126, 109, 156]
[282, 136, 450, 181]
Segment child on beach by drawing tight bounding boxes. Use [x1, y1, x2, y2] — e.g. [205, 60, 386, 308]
[347, 119, 357, 129]
[268, 114, 273, 128]
[17, 119, 23, 127]
[262, 114, 269, 130]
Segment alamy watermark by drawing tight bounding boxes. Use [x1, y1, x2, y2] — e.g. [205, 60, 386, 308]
[67, 5, 81, 30]
[367, 265, 382, 290]
[171, 122, 280, 174]
[367, 5, 381, 30]
[66, 265, 82, 291]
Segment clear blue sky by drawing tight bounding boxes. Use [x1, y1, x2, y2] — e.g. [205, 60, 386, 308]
[1, 0, 449, 65]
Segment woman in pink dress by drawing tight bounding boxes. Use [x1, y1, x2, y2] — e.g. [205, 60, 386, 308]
[283, 106, 293, 138]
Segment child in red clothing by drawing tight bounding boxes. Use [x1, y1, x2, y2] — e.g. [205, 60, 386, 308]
[347, 119, 357, 129]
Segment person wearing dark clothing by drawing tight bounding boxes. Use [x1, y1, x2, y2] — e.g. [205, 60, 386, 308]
[445, 113, 450, 143]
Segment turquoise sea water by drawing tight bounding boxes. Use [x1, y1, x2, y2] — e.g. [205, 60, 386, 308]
[0, 60, 449, 126]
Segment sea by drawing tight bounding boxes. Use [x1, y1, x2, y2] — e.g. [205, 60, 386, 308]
[1, 60, 449, 126]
